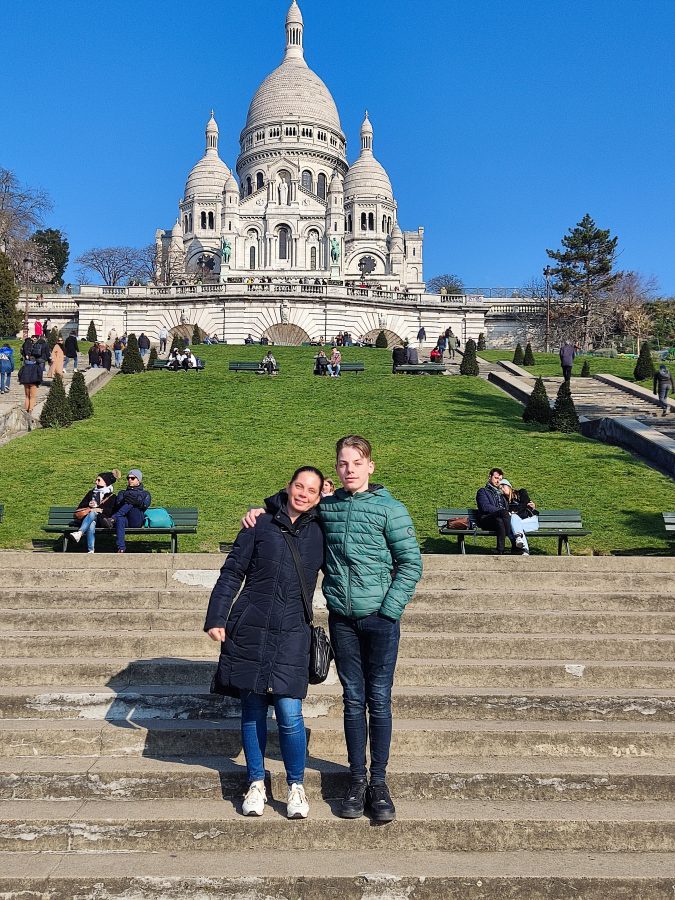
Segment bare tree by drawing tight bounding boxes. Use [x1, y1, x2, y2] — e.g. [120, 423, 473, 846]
[611, 271, 658, 352]
[75, 246, 144, 286]
[129, 244, 160, 285]
[0, 167, 52, 252]
[4, 238, 55, 284]
[427, 273, 464, 295]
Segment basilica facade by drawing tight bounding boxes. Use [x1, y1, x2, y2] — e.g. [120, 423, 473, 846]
[155, 1, 425, 290]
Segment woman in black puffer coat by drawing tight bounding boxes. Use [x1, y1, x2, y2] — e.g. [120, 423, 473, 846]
[204, 466, 325, 820]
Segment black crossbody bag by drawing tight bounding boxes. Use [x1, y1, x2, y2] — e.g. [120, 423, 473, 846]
[282, 530, 334, 684]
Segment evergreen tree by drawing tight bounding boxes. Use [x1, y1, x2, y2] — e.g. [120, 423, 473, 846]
[170, 333, 181, 351]
[523, 342, 535, 366]
[86, 320, 97, 342]
[513, 343, 524, 365]
[0, 251, 22, 338]
[68, 370, 93, 420]
[121, 332, 145, 374]
[192, 324, 201, 345]
[31, 228, 70, 285]
[39, 374, 72, 428]
[459, 338, 480, 375]
[47, 326, 59, 350]
[477, 332, 486, 351]
[547, 214, 619, 348]
[375, 330, 388, 348]
[148, 346, 158, 367]
[581, 360, 591, 377]
[522, 376, 552, 425]
[550, 379, 580, 433]
[633, 341, 655, 381]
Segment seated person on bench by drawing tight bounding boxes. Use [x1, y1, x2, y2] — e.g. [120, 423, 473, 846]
[261, 350, 277, 375]
[500, 479, 538, 556]
[476, 467, 517, 555]
[314, 350, 329, 376]
[182, 348, 198, 370]
[166, 348, 184, 370]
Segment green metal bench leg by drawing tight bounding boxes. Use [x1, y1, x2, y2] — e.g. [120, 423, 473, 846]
[171, 533, 177, 554]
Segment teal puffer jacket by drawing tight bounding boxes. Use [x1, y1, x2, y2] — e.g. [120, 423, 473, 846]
[319, 485, 423, 620]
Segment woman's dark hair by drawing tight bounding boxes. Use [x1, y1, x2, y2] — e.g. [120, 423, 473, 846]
[290, 466, 324, 487]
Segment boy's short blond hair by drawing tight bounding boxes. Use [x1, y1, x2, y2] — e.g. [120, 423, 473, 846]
[336, 435, 372, 461]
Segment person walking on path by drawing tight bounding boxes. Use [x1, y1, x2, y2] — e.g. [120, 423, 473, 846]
[559, 341, 575, 381]
[99, 343, 112, 371]
[0, 342, 14, 394]
[653, 364, 674, 416]
[18, 335, 49, 414]
[416, 326, 426, 351]
[476, 467, 516, 555]
[159, 326, 168, 353]
[63, 334, 79, 371]
[445, 328, 455, 360]
[138, 333, 151, 358]
[47, 337, 65, 378]
[113, 337, 123, 368]
[206, 466, 325, 820]
[69, 470, 121, 553]
[109, 470, 151, 553]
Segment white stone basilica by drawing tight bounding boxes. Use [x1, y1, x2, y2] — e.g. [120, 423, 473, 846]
[155, 1, 424, 290]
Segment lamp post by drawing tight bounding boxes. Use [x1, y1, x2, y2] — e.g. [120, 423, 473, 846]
[323, 302, 328, 346]
[543, 265, 552, 353]
[22, 256, 33, 338]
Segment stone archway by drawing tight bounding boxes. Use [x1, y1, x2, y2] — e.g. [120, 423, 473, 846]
[169, 324, 207, 344]
[261, 323, 310, 346]
[361, 327, 404, 349]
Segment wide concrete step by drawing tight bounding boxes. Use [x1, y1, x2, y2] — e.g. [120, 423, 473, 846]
[2, 630, 673, 661]
[0, 799, 673, 852]
[2, 656, 674, 689]
[2, 606, 673, 635]
[2, 717, 673, 759]
[1, 850, 673, 900]
[421, 572, 675, 592]
[2, 755, 672, 802]
[2, 684, 673, 722]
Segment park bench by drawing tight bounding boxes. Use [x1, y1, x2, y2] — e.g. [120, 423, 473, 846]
[0, 504, 4, 524]
[663, 512, 675, 536]
[229, 361, 280, 374]
[149, 358, 205, 372]
[43, 507, 198, 553]
[338, 363, 365, 374]
[394, 364, 446, 375]
[436, 507, 590, 555]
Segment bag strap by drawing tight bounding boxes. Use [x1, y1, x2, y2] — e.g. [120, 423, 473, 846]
[281, 528, 314, 625]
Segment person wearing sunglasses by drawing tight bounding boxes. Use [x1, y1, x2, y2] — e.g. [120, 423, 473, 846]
[109, 469, 151, 553]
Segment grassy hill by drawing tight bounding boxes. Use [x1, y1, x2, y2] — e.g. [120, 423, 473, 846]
[0, 345, 672, 553]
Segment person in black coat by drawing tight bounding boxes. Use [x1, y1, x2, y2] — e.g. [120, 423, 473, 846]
[500, 479, 539, 556]
[205, 466, 325, 820]
[476, 467, 516, 555]
[109, 469, 151, 552]
[88, 344, 101, 368]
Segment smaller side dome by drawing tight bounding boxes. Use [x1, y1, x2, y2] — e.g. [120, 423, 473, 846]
[171, 218, 182, 237]
[224, 172, 239, 193]
[328, 171, 343, 193]
[344, 112, 393, 202]
[184, 112, 231, 199]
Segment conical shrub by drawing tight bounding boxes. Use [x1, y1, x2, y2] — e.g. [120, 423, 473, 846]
[170, 333, 181, 351]
[121, 332, 145, 374]
[39, 374, 72, 428]
[581, 360, 591, 377]
[86, 320, 97, 342]
[512, 343, 524, 365]
[148, 346, 159, 367]
[633, 342, 655, 381]
[523, 342, 535, 366]
[522, 376, 551, 425]
[459, 338, 480, 375]
[47, 327, 59, 350]
[191, 324, 201, 345]
[550, 379, 580, 433]
[375, 330, 388, 349]
[477, 332, 486, 351]
[68, 371, 93, 421]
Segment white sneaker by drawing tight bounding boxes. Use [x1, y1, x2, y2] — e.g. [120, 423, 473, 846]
[87, 549, 95, 554]
[514, 533, 525, 549]
[70, 531, 82, 543]
[242, 780, 266, 816]
[287, 783, 309, 819]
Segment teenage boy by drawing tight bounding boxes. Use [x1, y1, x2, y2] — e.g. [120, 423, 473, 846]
[243, 435, 422, 822]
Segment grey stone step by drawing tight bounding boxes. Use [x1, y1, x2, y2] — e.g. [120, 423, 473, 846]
[2, 606, 673, 635]
[0, 799, 673, 852]
[1, 630, 673, 662]
[1, 656, 673, 689]
[420, 571, 675, 591]
[1, 850, 674, 900]
[2, 684, 672, 722]
[1, 717, 673, 760]
[2, 755, 672, 802]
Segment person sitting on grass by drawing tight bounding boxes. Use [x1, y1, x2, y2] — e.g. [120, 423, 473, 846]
[69, 470, 121, 553]
[261, 350, 277, 375]
[110, 469, 151, 554]
[500, 478, 538, 556]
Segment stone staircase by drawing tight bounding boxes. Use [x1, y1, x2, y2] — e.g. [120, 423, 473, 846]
[0, 552, 674, 897]
[541, 376, 661, 420]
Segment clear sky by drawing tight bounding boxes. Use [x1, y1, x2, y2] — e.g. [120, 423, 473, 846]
[3, 0, 674, 293]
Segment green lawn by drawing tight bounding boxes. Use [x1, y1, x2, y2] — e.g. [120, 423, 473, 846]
[0, 345, 673, 554]
[478, 350, 653, 384]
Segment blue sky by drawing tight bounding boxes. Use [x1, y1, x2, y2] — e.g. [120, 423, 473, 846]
[3, 0, 674, 293]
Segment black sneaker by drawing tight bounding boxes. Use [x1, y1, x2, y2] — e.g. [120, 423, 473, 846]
[366, 782, 396, 823]
[339, 778, 368, 819]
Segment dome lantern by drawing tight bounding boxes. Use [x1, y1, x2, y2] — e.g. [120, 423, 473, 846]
[285, 1, 304, 60]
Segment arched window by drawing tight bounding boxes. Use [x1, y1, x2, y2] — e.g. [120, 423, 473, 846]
[310, 247, 317, 270]
[347, 215, 352, 232]
[387, 217, 392, 233]
[228, 221, 231, 230]
[308, 229, 319, 242]
[189, 214, 193, 232]
[279, 226, 290, 260]
[249, 246, 256, 269]
[208, 211, 214, 229]
[256, 172, 264, 190]
[184, 215, 189, 232]
[361, 212, 367, 231]
[317, 173, 327, 200]
[200, 211, 207, 229]
[302, 170, 313, 192]
[382, 216, 386, 232]
[368, 213, 374, 231]
[246, 176, 253, 196]
[334, 222, 337, 232]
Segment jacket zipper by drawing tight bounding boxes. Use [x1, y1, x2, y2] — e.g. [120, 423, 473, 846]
[265, 525, 286, 693]
[343, 496, 353, 616]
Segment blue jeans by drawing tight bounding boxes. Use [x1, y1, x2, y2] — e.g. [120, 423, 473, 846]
[63, 356, 77, 371]
[509, 513, 539, 554]
[114, 350, 122, 367]
[114, 506, 144, 551]
[240, 691, 306, 786]
[329, 610, 400, 784]
[79, 510, 99, 551]
[328, 363, 340, 376]
[0, 371, 10, 391]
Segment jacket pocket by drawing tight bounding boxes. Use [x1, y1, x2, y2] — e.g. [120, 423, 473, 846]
[226, 603, 250, 642]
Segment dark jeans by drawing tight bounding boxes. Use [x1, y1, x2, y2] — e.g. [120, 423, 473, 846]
[657, 386, 670, 411]
[479, 509, 514, 554]
[328, 610, 400, 785]
[114, 506, 144, 550]
[562, 365, 573, 381]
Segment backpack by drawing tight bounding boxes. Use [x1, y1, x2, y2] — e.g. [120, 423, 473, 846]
[144, 508, 175, 528]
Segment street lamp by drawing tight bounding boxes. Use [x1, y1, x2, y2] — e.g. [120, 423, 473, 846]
[22, 257, 33, 338]
[543, 266, 552, 353]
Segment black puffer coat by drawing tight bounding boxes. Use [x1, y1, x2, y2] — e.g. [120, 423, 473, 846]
[205, 504, 324, 700]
